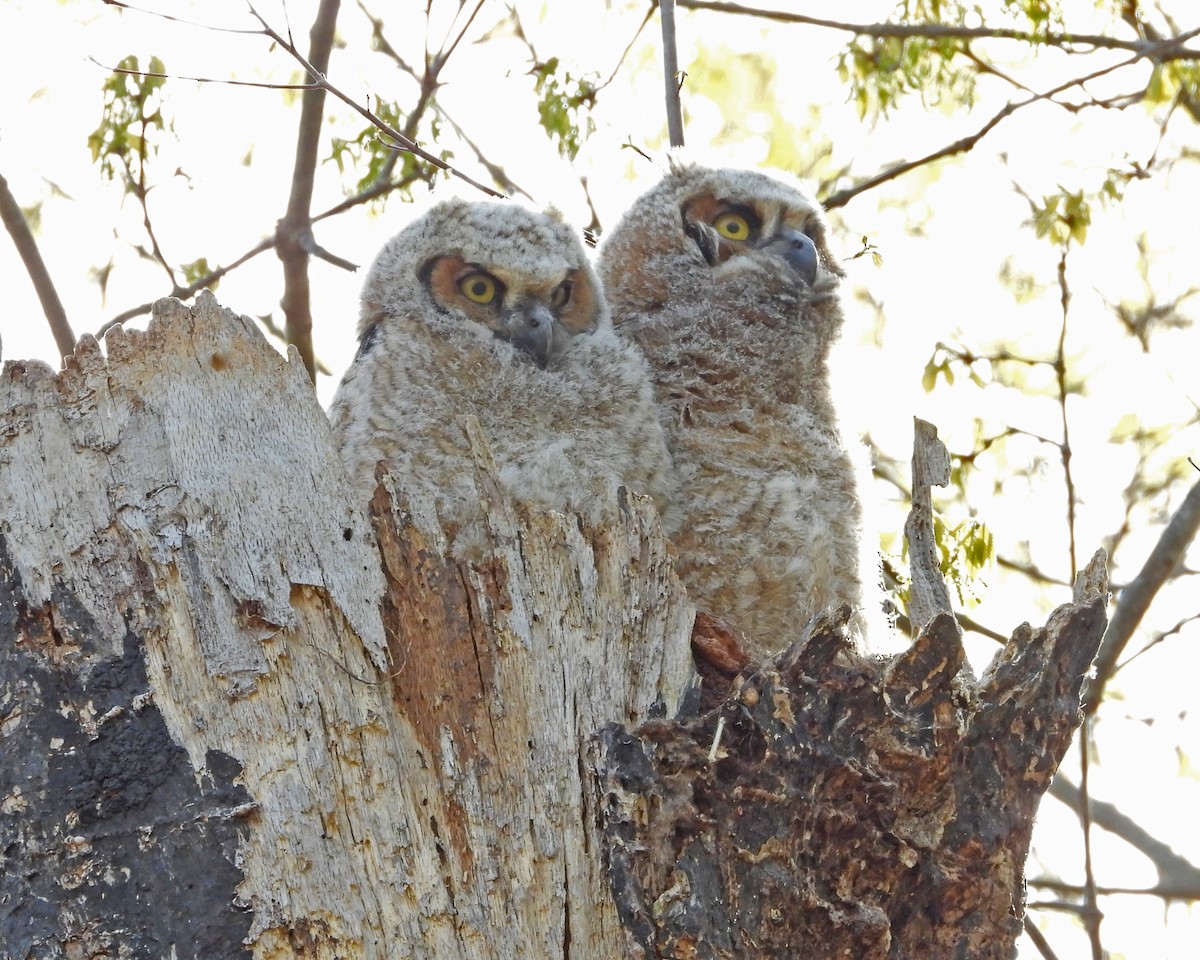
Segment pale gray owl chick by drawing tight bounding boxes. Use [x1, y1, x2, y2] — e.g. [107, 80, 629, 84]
[329, 198, 673, 555]
[597, 162, 865, 653]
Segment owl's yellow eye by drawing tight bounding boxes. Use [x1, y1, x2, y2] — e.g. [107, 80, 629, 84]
[459, 272, 498, 305]
[713, 212, 752, 241]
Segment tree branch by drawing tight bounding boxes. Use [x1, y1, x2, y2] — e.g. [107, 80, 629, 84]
[272, 0, 340, 382]
[245, 3, 502, 199]
[1047, 774, 1200, 896]
[1083, 476, 1200, 713]
[824, 50, 1156, 209]
[0, 172, 76, 359]
[659, 0, 685, 147]
[1056, 249, 1078, 582]
[675, 0, 1200, 58]
[1023, 919, 1066, 960]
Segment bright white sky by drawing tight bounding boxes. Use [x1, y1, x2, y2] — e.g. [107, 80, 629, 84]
[2, 2, 1198, 956]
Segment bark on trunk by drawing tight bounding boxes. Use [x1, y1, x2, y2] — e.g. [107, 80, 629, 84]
[0, 293, 1107, 959]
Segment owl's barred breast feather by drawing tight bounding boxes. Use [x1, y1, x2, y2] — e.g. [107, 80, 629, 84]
[599, 161, 869, 654]
[329, 198, 674, 558]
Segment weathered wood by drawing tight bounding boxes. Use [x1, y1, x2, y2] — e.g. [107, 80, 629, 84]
[599, 556, 1108, 960]
[1, 291, 1109, 960]
[0, 293, 695, 958]
[905, 417, 955, 633]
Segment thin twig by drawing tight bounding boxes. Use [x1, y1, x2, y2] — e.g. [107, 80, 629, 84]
[675, 0, 1200, 58]
[96, 238, 274, 337]
[1022, 919, 1065, 960]
[595, 3, 658, 93]
[1048, 774, 1200, 895]
[99, 0, 502, 199]
[1031, 877, 1200, 899]
[660, 0, 686, 147]
[438, 0, 487, 69]
[245, 2, 503, 198]
[354, 0, 419, 79]
[1083, 476, 1200, 713]
[100, 0, 264, 34]
[825, 45, 1182, 209]
[1077, 721, 1105, 960]
[1055, 248, 1078, 582]
[272, 0, 342, 382]
[88, 58, 319, 90]
[0, 172, 77, 358]
[99, 164, 427, 336]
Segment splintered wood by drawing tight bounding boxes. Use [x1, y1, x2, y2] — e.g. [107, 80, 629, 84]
[0, 293, 694, 959]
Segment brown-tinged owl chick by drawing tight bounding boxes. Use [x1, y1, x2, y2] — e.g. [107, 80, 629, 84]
[328, 198, 674, 556]
[598, 161, 866, 654]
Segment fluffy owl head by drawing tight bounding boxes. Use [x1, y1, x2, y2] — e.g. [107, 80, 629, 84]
[358, 198, 607, 368]
[598, 160, 845, 345]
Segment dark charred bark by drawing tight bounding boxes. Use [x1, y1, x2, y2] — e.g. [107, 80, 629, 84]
[599, 553, 1108, 960]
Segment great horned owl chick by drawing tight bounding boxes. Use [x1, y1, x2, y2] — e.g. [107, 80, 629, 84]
[597, 161, 866, 653]
[329, 198, 673, 554]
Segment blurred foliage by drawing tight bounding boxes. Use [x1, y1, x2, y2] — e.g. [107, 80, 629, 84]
[179, 257, 215, 289]
[87, 54, 170, 191]
[531, 57, 598, 160]
[896, 516, 995, 611]
[327, 99, 445, 203]
[1024, 187, 1091, 246]
[684, 45, 836, 177]
[838, 34, 975, 119]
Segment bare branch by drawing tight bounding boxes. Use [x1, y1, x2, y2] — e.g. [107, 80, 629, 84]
[438, 110, 533, 200]
[1056, 249, 1079, 583]
[996, 555, 1072, 589]
[1083, 476, 1200, 713]
[99, 164, 428, 337]
[244, 3, 503, 199]
[1076, 723, 1105, 960]
[596, 3, 657, 93]
[0, 172, 77, 359]
[96, 238, 274, 338]
[354, 0, 419, 79]
[675, 0, 1200, 58]
[100, 0, 263, 35]
[1022, 919, 1066, 960]
[1048, 774, 1200, 896]
[269, 0, 341, 383]
[659, 0, 685, 147]
[438, 0, 487, 69]
[1030, 877, 1200, 900]
[825, 50, 1156, 209]
[88, 57, 319, 91]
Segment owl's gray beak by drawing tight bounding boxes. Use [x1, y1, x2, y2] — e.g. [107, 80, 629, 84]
[507, 303, 559, 369]
[763, 229, 818, 287]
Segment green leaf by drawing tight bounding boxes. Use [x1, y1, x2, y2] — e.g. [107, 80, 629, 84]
[922, 358, 939, 392]
[179, 257, 214, 288]
[88, 54, 172, 191]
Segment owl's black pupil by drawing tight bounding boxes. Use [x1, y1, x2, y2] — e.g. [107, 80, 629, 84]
[472, 281, 487, 296]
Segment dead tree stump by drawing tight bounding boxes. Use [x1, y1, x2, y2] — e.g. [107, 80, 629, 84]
[0, 294, 1107, 959]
